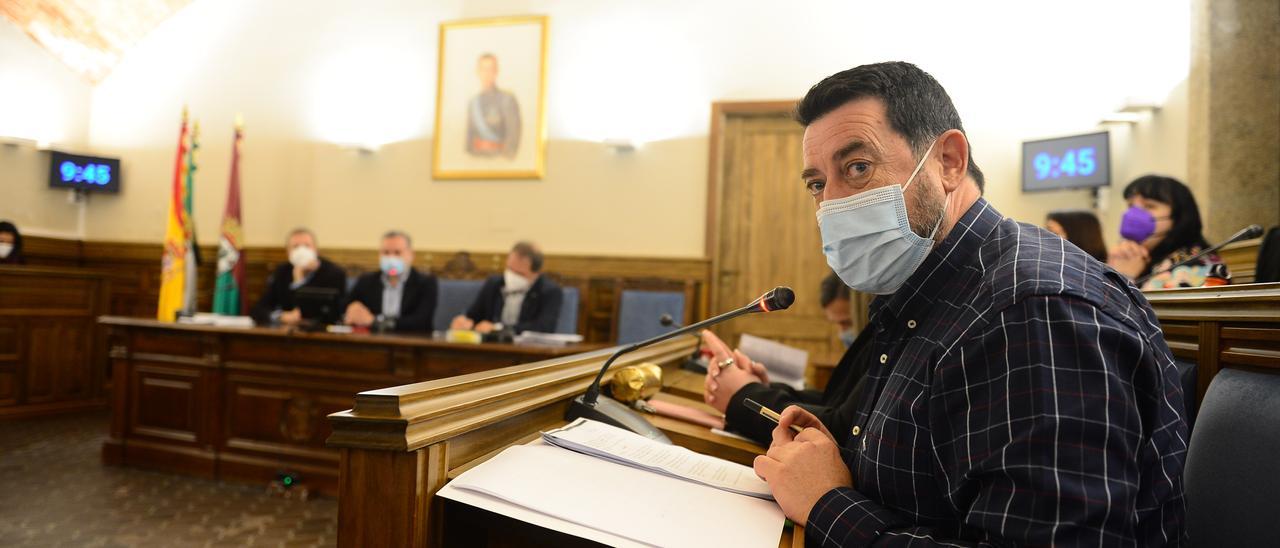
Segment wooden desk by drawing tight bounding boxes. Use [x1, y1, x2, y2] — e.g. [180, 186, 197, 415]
[0, 266, 110, 418]
[99, 316, 603, 495]
[1146, 282, 1280, 403]
[326, 337, 799, 547]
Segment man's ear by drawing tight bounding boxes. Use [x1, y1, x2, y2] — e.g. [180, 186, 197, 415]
[935, 129, 970, 192]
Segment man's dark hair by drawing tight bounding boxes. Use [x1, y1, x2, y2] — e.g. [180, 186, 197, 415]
[795, 61, 985, 192]
[819, 271, 850, 308]
[1123, 175, 1209, 275]
[511, 241, 544, 272]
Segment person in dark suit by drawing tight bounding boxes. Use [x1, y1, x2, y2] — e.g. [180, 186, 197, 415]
[343, 230, 437, 333]
[250, 228, 347, 325]
[450, 241, 562, 334]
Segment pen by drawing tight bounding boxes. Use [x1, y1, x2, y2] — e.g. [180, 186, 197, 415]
[743, 398, 805, 434]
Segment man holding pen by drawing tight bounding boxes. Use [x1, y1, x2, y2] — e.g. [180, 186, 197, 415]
[734, 62, 1189, 546]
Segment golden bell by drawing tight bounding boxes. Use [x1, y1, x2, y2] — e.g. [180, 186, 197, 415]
[609, 362, 663, 403]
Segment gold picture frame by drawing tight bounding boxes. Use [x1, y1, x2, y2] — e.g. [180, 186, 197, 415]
[432, 15, 548, 180]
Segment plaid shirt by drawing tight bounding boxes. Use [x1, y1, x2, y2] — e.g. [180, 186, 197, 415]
[806, 198, 1188, 547]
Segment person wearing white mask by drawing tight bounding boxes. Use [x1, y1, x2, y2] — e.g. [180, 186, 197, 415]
[0, 221, 24, 265]
[451, 241, 563, 334]
[249, 227, 347, 326]
[735, 62, 1187, 546]
[343, 230, 437, 333]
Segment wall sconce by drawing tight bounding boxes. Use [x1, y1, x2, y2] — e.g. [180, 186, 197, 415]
[602, 138, 636, 153]
[1100, 97, 1161, 126]
[336, 142, 379, 154]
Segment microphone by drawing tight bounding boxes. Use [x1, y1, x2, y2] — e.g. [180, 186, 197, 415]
[566, 286, 795, 442]
[1136, 224, 1263, 285]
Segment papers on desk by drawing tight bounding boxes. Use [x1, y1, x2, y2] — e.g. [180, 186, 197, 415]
[543, 418, 771, 499]
[513, 331, 585, 346]
[177, 313, 255, 328]
[738, 333, 808, 390]
[439, 437, 785, 548]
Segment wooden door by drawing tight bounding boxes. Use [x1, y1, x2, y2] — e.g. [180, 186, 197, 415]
[708, 103, 849, 361]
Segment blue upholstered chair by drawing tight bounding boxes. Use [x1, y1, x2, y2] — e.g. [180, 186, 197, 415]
[615, 290, 686, 344]
[555, 286, 580, 334]
[432, 279, 485, 332]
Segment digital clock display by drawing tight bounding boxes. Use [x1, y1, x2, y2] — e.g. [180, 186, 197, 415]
[48, 151, 121, 193]
[1021, 131, 1109, 192]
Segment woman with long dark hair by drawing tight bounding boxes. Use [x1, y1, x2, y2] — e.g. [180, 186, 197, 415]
[1107, 175, 1223, 289]
[0, 221, 24, 265]
[1045, 209, 1108, 262]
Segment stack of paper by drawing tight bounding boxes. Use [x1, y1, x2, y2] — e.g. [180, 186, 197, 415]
[439, 433, 785, 547]
[513, 331, 585, 346]
[542, 418, 770, 498]
[738, 333, 808, 390]
[177, 313, 255, 328]
[435, 417, 783, 545]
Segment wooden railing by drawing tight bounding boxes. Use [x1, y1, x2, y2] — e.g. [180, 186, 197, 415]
[1146, 282, 1280, 402]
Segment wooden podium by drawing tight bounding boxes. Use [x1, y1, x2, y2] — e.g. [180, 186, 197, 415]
[325, 337, 800, 547]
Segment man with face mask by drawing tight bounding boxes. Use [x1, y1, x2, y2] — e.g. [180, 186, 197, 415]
[451, 241, 562, 334]
[750, 63, 1187, 546]
[250, 228, 347, 326]
[700, 272, 872, 445]
[343, 230, 438, 333]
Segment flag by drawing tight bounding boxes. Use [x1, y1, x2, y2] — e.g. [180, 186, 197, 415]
[181, 120, 201, 315]
[157, 108, 191, 321]
[213, 117, 245, 316]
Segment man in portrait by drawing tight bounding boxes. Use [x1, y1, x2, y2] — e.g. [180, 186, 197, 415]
[466, 53, 521, 159]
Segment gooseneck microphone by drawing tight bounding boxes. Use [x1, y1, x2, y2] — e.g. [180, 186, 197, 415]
[1136, 224, 1264, 285]
[565, 286, 795, 442]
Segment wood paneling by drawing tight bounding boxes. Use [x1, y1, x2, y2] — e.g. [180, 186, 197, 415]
[24, 235, 710, 343]
[1146, 282, 1280, 403]
[101, 317, 607, 495]
[0, 266, 110, 418]
[1220, 237, 1263, 284]
[707, 101, 860, 359]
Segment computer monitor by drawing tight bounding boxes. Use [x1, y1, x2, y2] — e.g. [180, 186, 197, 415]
[294, 287, 341, 326]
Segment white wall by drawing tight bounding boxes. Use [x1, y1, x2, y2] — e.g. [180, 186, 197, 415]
[0, 19, 93, 238]
[6, 0, 1192, 255]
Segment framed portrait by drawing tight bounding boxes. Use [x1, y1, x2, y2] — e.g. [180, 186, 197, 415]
[432, 15, 548, 180]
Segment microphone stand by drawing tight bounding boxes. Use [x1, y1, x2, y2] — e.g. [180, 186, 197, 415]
[565, 288, 793, 442]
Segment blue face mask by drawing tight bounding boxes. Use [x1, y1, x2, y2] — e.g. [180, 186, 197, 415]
[380, 255, 406, 277]
[816, 140, 946, 295]
[839, 329, 857, 349]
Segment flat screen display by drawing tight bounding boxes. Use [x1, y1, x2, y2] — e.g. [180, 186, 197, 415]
[48, 151, 121, 193]
[1021, 131, 1109, 192]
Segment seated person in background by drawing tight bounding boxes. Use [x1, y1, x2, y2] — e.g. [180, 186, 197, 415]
[344, 230, 437, 333]
[0, 221, 25, 265]
[1108, 174, 1226, 289]
[450, 241, 562, 334]
[1045, 209, 1107, 262]
[250, 228, 347, 325]
[702, 271, 872, 444]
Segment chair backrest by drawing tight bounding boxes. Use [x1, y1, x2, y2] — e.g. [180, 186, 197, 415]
[1255, 226, 1280, 283]
[616, 290, 685, 344]
[433, 279, 485, 332]
[1185, 368, 1280, 547]
[554, 286, 580, 334]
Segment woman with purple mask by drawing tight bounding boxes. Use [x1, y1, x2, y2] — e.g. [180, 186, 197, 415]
[1107, 175, 1225, 289]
